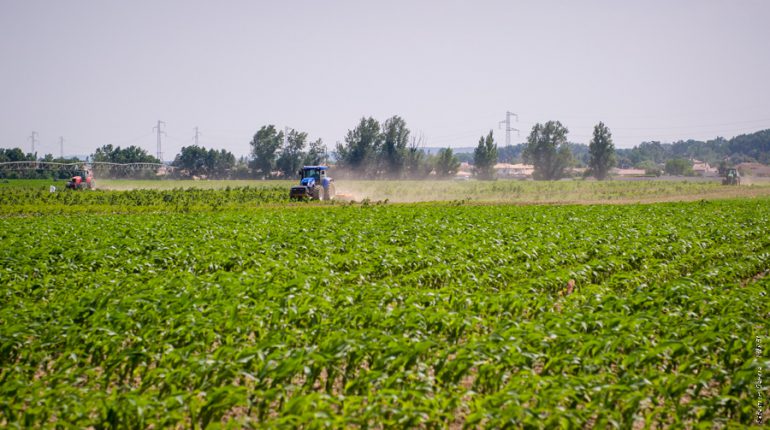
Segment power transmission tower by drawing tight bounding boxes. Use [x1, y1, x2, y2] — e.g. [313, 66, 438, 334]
[153, 120, 166, 162]
[59, 136, 64, 159]
[28, 131, 38, 155]
[498, 111, 519, 146]
[193, 126, 201, 146]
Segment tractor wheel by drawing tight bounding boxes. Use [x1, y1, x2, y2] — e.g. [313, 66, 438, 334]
[311, 187, 321, 200]
[324, 183, 336, 200]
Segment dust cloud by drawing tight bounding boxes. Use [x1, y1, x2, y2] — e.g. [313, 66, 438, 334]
[332, 180, 479, 203]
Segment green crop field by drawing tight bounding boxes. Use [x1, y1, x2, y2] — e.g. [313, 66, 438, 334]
[1, 181, 769, 428]
[4, 177, 770, 212]
[94, 177, 770, 204]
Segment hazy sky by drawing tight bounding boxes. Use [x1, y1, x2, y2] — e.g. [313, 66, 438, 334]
[2, 0, 769, 160]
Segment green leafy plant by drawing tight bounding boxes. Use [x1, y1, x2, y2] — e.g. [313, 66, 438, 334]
[0, 184, 768, 427]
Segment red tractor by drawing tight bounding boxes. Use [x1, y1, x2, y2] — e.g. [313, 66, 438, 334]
[65, 169, 94, 190]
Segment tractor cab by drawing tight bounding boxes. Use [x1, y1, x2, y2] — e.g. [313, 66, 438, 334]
[66, 169, 94, 190]
[722, 168, 740, 186]
[290, 166, 335, 200]
[299, 166, 326, 185]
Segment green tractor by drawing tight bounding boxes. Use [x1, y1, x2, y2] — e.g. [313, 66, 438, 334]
[289, 166, 336, 200]
[722, 168, 740, 186]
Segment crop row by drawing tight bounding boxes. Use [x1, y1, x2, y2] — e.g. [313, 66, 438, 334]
[1, 200, 769, 427]
[0, 185, 291, 214]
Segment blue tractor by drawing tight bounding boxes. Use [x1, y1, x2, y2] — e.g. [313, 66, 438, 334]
[290, 166, 336, 200]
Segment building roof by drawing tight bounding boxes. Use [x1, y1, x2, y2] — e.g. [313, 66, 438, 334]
[612, 168, 647, 176]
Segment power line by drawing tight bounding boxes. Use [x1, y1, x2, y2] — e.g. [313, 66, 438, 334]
[165, 134, 188, 143]
[519, 103, 770, 121]
[284, 126, 291, 148]
[194, 126, 201, 146]
[28, 131, 38, 154]
[153, 120, 166, 162]
[498, 111, 519, 146]
[516, 116, 770, 131]
[599, 118, 770, 132]
[429, 128, 489, 141]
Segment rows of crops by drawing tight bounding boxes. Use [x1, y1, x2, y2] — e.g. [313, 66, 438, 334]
[0, 185, 289, 214]
[4, 179, 770, 215]
[1, 196, 768, 428]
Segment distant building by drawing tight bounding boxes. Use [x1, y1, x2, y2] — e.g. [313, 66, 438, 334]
[494, 163, 534, 178]
[611, 167, 647, 176]
[691, 160, 718, 176]
[454, 170, 472, 179]
[455, 162, 473, 179]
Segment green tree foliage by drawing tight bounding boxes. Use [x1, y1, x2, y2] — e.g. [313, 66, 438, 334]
[335, 116, 434, 179]
[637, 160, 662, 176]
[250, 125, 283, 179]
[91, 145, 160, 164]
[567, 142, 590, 167]
[729, 129, 770, 164]
[523, 121, 572, 180]
[276, 129, 308, 178]
[495, 142, 589, 166]
[304, 138, 327, 166]
[670, 138, 725, 163]
[497, 144, 524, 163]
[404, 137, 432, 179]
[718, 159, 730, 176]
[40, 154, 83, 179]
[380, 116, 410, 179]
[249, 126, 328, 179]
[588, 122, 616, 180]
[230, 156, 253, 179]
[664, 158, 693, 176]
[473, 131, 498, 180]
[0, 148, 78, 180]
[90, 145, 161, 178]
[0, 148, 35, 162]
[210, 149, 236, 175]
[434, 148, 460, 178]
[0, 148, 47, 179]
[455, 152, 474, 163]
[335, 117, 383, 177]
[621, 141, 668, 166]
[615, 129, 770, 167]
[173, 145, 235, 178]
[173, 145, 208, 176]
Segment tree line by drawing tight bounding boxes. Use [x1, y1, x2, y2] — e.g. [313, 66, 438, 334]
[2, 121, 768, 180]
[0, 121, 626, 182]
[332, 116, 463, 179]
[488, 127, 770, 178]
[460, 121, 616, 181]
[249, 125, 326, 179]
[615, 129, 770, 167]
[0, 148, 84, 179]
[250, 116, 462, 179]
